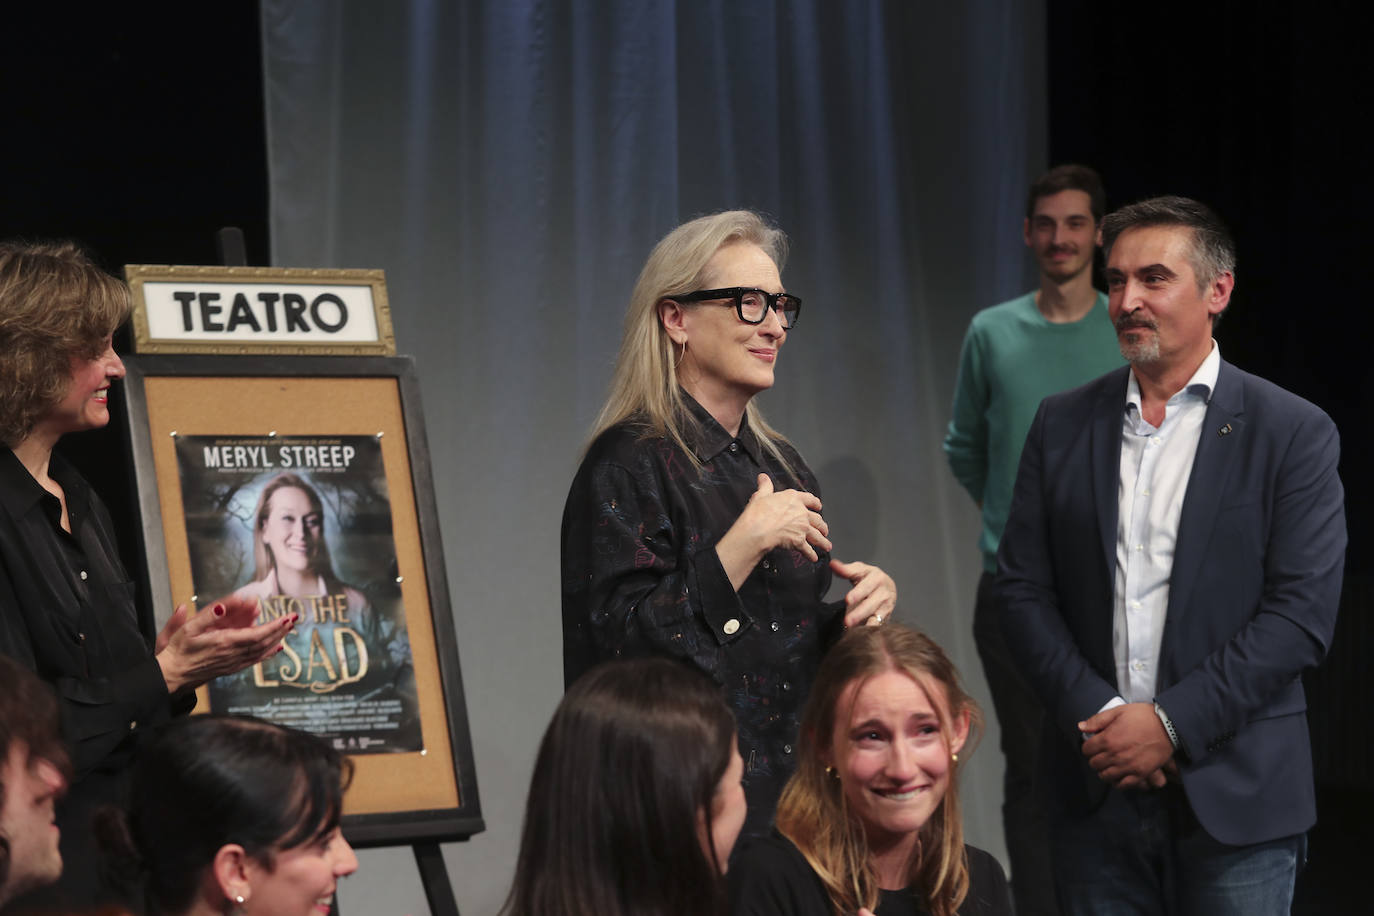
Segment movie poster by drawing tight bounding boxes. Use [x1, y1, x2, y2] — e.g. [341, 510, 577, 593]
[175, 435, 422, 753]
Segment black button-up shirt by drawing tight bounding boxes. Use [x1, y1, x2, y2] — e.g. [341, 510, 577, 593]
[561, 395, 841, 834]
[0, 447, 189, 907]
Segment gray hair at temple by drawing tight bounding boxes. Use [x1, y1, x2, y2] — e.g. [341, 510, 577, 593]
[1101, 195, 1237, 291]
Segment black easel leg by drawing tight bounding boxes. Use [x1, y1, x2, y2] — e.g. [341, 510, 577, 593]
[414, 841, 461, 916]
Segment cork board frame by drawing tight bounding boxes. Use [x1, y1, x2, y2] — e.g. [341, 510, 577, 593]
[120, 354, 483, 846]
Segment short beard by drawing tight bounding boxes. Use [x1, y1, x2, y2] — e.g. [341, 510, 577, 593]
[1115, 320, 1160, 364]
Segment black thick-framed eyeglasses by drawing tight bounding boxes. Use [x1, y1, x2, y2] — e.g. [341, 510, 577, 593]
[673, 287, 802, 329]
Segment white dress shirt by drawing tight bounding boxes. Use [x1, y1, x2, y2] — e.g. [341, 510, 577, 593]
[1112, 342, 1221, 704]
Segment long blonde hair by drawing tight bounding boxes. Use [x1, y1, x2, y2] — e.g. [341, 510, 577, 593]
[775, 625, 982, 916]
[589, 210, 796, 474]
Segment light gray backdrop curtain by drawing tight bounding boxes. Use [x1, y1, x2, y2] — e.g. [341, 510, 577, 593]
[262, 2, 1046, 911]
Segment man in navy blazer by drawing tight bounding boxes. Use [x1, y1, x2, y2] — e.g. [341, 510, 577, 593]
[996, 195, 1345, 914]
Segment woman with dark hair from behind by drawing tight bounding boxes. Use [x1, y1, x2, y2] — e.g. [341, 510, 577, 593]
[731, 624, 1011, 916]
[96, 715, 357, 916]
[501, 657, 746, 916]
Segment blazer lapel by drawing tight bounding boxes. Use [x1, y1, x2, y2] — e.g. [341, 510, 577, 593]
[1091, 370, 1128, 577]
[1163, 361, 1246, 658]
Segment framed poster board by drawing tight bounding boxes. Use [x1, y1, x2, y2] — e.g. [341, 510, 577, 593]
[121, 354, 482, 845]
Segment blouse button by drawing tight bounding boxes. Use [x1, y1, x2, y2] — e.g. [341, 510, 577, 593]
[783, 744, 793, 755]
[770, 621, 780, 632]
[782, 681, 792, 691]
[129, 720, 137, 731]
[80, 570, 88, 580]
[77, 632, 86, 643]
[761, 558, 771, 570]
[723, 618, 741, 635]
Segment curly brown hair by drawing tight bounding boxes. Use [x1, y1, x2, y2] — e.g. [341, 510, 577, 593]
[0, 241, 131, 447]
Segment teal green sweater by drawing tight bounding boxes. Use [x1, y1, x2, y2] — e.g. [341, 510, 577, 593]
[944, 291, 1124, 570]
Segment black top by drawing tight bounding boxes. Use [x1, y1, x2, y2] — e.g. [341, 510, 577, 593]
[0, 447, 191, 908]
[561, 394, 841, 834]
[730, 834, 1014, 916]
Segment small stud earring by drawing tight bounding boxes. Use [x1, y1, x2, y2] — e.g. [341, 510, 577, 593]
[951, 753, 959, 763]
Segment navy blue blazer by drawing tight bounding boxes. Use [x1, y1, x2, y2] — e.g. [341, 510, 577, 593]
[996, 360, 1345, 845]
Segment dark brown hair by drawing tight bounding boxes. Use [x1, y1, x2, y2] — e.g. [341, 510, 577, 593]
[0, 655, 68, 893]
[1026, 163, 1106, 223]
[96, 716, 352, 915]
[501, 657, 738, 916]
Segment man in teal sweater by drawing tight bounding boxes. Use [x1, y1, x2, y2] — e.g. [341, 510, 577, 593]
[943, 164, 1124, 916]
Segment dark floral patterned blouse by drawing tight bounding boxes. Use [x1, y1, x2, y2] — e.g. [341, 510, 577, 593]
[562, 393, 841, 834]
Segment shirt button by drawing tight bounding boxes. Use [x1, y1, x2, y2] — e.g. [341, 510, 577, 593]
[770, 621, 780, 632]
[80, 570, 89, 580]
[729, 442, 739, 452]
[1132, 661, 1145, 671]
[782, 681, 792, 691]
[723, 618, 741, 635]
[782, 744, 793, 755]
[129, 720, 137, 731]
[761, 558, 771, 570]
[77, 632, 86, 643]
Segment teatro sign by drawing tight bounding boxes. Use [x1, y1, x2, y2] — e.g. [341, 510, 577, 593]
[125, 264, 396, 355]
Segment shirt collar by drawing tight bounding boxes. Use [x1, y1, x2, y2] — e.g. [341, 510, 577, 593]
[1125, 339, 1221, 411]
[679, 391, 764, 464]
[0, 448, 90, 522]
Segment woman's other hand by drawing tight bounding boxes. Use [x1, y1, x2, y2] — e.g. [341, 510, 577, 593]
[155, 596, 297, 694]
[830, 559, 897, 628]
[717, 473, 831, 589]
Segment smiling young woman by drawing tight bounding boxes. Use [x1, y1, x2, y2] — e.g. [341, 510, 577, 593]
[730, 624, 1012, 916]
[95, 715, 357, 916]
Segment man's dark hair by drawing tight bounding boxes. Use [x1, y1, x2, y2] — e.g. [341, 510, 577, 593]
[0, 656, 67, 892]
[1026, 164, 1106, 223]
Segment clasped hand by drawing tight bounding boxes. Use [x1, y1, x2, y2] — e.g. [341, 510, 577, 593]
[736, 472, 832, 561]
[720, 475, 896, 626]
[1079, 702, 1176, 790]
[155, 595, 297, 694]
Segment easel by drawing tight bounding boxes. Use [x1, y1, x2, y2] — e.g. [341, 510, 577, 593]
[212, 228, 475, 916]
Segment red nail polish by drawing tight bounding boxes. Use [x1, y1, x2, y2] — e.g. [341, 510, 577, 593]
[213, 604, 225, 617]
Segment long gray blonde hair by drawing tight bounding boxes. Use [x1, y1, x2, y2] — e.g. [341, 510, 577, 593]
[589, 210, 796, 474]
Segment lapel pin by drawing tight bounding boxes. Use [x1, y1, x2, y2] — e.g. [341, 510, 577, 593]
[1218, 423, 1233, 437]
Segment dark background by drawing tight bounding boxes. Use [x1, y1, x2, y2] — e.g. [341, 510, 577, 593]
[4, 2, 1366, 910]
